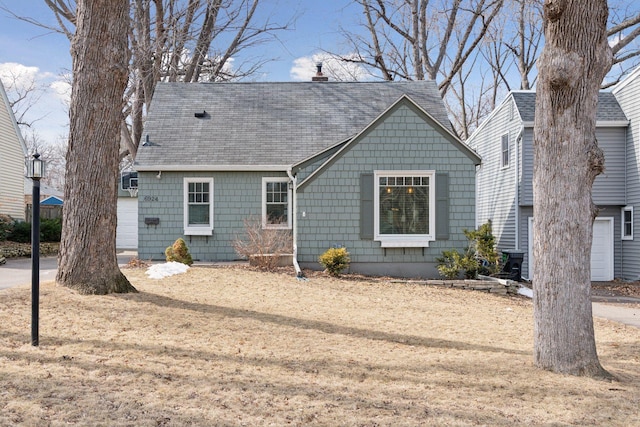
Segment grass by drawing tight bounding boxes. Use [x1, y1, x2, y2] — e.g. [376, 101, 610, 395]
[1, 265, 639, 426]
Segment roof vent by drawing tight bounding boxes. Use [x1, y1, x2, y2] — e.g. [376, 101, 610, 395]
[312, 62, 329, 82]
[194, 110, 207, 118]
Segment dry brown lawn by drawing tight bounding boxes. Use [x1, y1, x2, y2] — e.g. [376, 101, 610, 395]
[1, 265, 639, 426]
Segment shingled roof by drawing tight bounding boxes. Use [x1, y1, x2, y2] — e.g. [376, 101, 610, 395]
[135, 81, 453, 170]
[511, 91, 628, 123]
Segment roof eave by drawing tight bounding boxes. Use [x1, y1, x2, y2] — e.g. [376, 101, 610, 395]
[134, 164, 290, 172]
[521, 120, 629, 128]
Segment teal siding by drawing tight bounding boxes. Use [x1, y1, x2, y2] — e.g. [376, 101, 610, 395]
[295, 103, 476, 278]
[138, 170, 288, 261]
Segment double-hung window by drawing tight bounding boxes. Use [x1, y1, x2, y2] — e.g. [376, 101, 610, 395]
[374, 170, 435, 247]
[262, 177, 291, 229]
[184, 177, 214, 235]
[501, 134, 509, 168]
[622, 206, 633, 240]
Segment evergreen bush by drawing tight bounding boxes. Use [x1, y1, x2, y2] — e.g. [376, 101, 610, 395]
[318, 247, 350, 276]
[165, 238, 193, 265]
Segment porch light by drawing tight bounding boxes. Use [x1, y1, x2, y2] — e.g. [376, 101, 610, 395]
[27, 152, 45, 179]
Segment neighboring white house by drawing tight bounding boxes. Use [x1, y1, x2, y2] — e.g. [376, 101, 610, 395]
[0, 80, 28, 221]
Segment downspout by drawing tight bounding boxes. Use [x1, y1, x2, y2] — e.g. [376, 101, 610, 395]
[287, 167, 303, 277]
[515, 127, 524, 250]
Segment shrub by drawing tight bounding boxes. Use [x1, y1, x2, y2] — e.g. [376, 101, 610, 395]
[232, 216, 292, 270]
[436, 249, 463, 279]
[437, 220, 499, 280]
[318, 247, 350, 276]
[436, 248, 479, 280]
[0, 215, 13, 241]
[41, 218, 62, 242]
[165, 238, 193, 265]
[9, 221, 32, 243]
[464, 220, 500, 276]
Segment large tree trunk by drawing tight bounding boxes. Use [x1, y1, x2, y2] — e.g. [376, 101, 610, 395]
[56, 0, 136, 295]
[532, 0, 611, 376]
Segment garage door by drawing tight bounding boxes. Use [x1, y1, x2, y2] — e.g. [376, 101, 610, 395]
[590, 218, 614, 281]
[116, 197, 138, 249]
[527, 217, 614, 281]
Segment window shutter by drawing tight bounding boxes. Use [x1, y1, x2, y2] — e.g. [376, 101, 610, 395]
[360, 173, 374, 240]
[435, 172, 449, 240]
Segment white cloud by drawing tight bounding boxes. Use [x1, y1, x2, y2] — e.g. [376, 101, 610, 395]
[290, 53, 372, 82]
[0, 62, 40, 91]
[0, 62, 70, 145]
[50, 79, 71, 104]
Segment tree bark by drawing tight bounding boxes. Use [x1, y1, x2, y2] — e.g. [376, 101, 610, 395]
[532, 0, 611, 377]
[56, 0, 136, 295]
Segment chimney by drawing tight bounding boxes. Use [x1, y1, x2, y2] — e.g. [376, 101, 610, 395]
[312, 62, 329, 82]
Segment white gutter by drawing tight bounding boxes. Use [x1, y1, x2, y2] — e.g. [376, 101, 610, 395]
[287, 167, 303, 277]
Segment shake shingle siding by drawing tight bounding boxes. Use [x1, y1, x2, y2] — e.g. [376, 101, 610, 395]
[296, 103, 477, 278]
[614, 67, 640, 280]
[137, 170, 288, 261]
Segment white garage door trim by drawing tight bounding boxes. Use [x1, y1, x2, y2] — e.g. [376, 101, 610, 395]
[116, 197, 138, 249]
[527, 216, 614, 282]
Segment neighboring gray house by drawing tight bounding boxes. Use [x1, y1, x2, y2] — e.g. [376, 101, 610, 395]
[0, 80, 28, 221]
[612, 66, 640, 280]
[468, 78, 640, 281]
[135, 80, 481, 277]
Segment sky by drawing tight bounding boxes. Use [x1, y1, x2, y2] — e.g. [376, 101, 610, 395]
[0, 0, 363, 145]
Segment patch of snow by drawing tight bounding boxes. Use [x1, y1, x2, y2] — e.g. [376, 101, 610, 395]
[518, 286, 533, 298]
[146, 262, 190, 279]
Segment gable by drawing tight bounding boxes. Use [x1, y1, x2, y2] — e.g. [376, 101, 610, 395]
[296, 96, 480, 191]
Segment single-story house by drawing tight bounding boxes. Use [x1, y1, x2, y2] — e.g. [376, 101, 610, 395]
[0, 80, 28, 221]
[135, 76, 481, 277]
[467, 66, 640, 281]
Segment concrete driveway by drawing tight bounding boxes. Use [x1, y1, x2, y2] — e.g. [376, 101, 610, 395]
[0, 256, 58, 290]
[0, 251, 137, 290]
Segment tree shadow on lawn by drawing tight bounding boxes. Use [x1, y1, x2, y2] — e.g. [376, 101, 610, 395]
[0, 335, 547, 427]
[116, 290, 529, 357]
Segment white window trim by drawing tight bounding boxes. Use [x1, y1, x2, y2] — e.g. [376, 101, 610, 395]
[374, 170, 435, 247]
[262, 177, 292, 229]
[501, 134, 510, 169]
[622, 206, 633, 240]
[183, 177, 214, 236]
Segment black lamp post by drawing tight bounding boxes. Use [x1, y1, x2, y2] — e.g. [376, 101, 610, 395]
[27, 153, 45, 346]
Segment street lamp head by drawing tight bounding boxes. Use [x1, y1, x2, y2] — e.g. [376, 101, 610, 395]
[27, 153, 46, 180]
